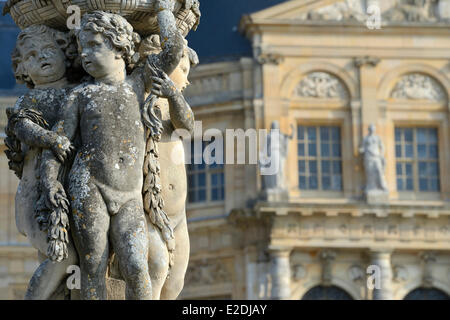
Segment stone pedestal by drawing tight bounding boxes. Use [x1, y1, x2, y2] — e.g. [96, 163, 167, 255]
[370, 250, 393, 300]
[261, 188, 289, 202]
[269, 249, 291, 300]
[366, 190, 389, 204]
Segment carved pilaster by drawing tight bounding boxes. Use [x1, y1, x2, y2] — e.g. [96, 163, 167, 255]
[269, 248, 291, 300]
[421, 251, 437, 288]
[370, 249, 393, 300]
[320, 250, 336, 286]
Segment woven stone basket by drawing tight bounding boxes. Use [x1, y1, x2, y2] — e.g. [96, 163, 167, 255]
[5, 0, 198, 36]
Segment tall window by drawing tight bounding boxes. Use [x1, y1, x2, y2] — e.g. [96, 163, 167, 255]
[187, 140, 225, 203]
[297, 125, 343, 191]
[395, 127, 440, 192]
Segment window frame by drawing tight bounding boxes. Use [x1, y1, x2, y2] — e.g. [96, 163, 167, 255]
[187, 139, 226, 206]
[296, 123, 344, 194]
[394, 126, 441, 195]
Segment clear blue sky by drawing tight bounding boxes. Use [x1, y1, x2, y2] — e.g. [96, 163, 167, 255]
[0, 0, 287, 90]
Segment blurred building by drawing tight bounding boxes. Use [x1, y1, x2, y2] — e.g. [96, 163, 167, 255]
[1, 0, 450, 300]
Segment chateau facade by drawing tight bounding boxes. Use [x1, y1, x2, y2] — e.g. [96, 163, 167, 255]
[1, 0, 450, 300]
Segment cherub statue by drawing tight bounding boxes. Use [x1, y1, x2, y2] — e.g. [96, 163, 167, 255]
[136, 34, 197, 299]
[40, 11, 159, 300]
[4, 24, 79, 299]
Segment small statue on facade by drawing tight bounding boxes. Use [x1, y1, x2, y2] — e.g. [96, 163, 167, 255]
[359, 124, 389, 203]
[259, 121, 293, 200]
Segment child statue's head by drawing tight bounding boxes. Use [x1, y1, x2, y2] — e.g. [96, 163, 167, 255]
[139, 35, 199, 92]
[75, 11, 141, 79]
[12, 25, 76, 88]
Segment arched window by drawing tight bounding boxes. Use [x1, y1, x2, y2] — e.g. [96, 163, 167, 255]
[302, 285, 353, 300]
[404, 288, 449, 300]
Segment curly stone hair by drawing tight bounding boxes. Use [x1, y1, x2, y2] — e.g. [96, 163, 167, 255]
[11, 25, 78, 88]
[76, 11, 141, 69]
[139, 34, 199, 68]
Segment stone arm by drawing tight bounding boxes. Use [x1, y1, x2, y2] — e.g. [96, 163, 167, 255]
[150, 69, 194, 133]
[13, 118, 57, 150]
[40, 94, 79, 205]
[6, 107, 72, 163]
[359, 137, 367, 155]
[152, 0, 185, 77]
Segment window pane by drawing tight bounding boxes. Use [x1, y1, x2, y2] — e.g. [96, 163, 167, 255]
[309, 161, 317, 174]
[332, 176, 342, 190]
[198, 173, 206, 187]
[417, 128, 427, 143]
[298, 160, 306, 173]
[429, 145, 438, 158]
[332, 161, 341, 174]
[430, 179, 439, 191]
[320, 127, 329, 141]
[308, 127, 316, 140]
[428, 128, 437, 143]
[406, 178, 413, 191]
[417, 144, 426, 158]
[298, 126, 304, 140]
[309, 176, 318, 189]
[212, 188, 218, 201]
[321, 143, 330, 156]
[331, 127, 340, 141]
[397, 179, 404, 190]
[395, 128, 401, 142]
[299, 176, 307, 189]
[405, 163, 412, 176]
[428, 162, 438, 176]
[308, 143, 317, 156]
[419, 178, 428, 191]
[332, 143, 341, 157]
[395, 145, 402, 157]
[404, 144, 413, 158]
[322, 176, 331, 190]
[298, 143, 305, 156]
[404, 129, 413, 142]
[198, 189, 206, 201]
[418, 162, 427, 175]
[396, 163, 402, 175]
[322, 160, 330, 174]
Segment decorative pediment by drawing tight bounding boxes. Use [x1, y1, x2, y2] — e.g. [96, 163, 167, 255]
[293, 72, 349, 99]
[246, 0, 450, 24]
[390, 73, 446, 101]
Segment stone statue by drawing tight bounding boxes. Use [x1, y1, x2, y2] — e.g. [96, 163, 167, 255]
[259, 121, 293, 199]
[4, 25, 80, 300]
[4, 0, 200, 300]
[359, 124, 388, 202]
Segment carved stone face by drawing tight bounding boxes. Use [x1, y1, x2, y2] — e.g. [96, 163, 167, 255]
[369, 124, 376, 134]
[169, 49, 190, 92]
[19, 36, 66, 86]
[78, 30, 123, 79]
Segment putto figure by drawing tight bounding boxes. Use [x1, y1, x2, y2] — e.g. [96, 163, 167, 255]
[41, 12, 154, 300]
[5, 25, 78, 299]
[360, 124, 388, 196]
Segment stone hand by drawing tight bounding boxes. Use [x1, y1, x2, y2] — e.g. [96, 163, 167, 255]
[51, 135, 75, 163]
[43, 180, 68, 210]
[151, 72, 178, 99]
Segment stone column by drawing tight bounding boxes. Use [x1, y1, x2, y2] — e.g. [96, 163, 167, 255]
[269, 248, 291, 300]
[370, 250, 394, 300]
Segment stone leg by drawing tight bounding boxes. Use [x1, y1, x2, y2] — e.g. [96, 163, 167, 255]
[110, 199, 152, 300]
[147, 216, 170, 300]
[269, 249, 291, 300]
[160, 215, 190, 300]
[370, 250, 393, 300]
[70, 183, 110, 300]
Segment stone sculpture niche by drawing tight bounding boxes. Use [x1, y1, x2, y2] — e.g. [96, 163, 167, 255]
[3, 0, 200, 300]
